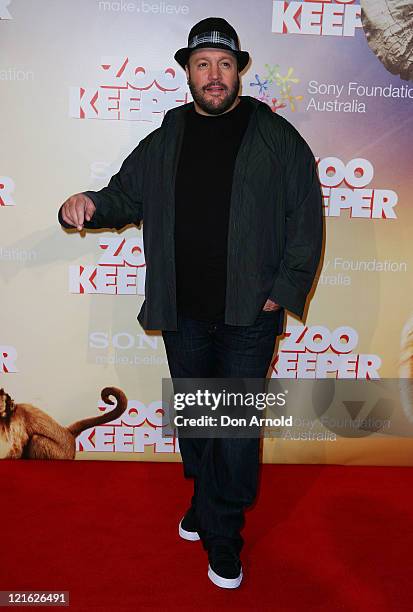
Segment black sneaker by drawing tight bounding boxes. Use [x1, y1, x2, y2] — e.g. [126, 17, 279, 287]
[207, 543, 243, 589]
[178, 506, 200, 541]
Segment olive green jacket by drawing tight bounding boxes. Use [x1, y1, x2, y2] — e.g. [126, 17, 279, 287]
[59, 96, 323, 331]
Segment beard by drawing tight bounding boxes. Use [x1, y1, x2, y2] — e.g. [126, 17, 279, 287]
[188, 74, 240, 116]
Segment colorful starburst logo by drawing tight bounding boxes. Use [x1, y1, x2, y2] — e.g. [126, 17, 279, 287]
[249, 64, 303, 112]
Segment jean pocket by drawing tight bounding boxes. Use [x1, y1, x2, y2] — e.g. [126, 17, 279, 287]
[259, 308, 280, 315]
[256, 307, 285, 336]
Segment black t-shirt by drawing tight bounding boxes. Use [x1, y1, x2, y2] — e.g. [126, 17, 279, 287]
[174, 97, 253, 321]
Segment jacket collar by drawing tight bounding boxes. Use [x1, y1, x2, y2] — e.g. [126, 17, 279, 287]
[159, 95, 269, 219]
[162, 95, 266, 125]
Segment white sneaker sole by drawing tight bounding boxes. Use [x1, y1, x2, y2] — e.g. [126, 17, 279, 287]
[208, 564, 243, 589]
[178, 518, 200, 541]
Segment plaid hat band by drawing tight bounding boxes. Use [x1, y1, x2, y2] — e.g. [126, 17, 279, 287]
[188, 31, 238, 52]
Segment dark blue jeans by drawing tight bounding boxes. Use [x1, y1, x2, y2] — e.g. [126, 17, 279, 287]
[162, 309, 283, 552]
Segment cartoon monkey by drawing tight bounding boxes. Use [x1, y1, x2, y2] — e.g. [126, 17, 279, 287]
[0, 387, 127, 459]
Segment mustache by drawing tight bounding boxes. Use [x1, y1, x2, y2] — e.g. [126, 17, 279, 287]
[203, 82, 228, 91]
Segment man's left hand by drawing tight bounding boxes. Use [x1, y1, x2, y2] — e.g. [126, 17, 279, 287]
[262, 299, 281, 311]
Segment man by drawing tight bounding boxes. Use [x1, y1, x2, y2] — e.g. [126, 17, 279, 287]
[59, 17, 323, 589]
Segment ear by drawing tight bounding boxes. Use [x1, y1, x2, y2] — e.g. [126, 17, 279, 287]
[185, 64, 190, 83]
[6, 393, 15, 414]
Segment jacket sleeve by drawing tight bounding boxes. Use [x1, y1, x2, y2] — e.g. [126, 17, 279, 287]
[58, 136, 148, 231]
[269, 128, 323, 319]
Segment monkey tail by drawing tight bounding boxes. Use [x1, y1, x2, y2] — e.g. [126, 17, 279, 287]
[67, 387, 128, 437]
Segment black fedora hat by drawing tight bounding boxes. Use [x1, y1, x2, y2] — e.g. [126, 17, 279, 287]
[174, 17, 250, 72]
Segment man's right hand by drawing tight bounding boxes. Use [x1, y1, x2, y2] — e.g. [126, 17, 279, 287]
[60, 193, 96, 231]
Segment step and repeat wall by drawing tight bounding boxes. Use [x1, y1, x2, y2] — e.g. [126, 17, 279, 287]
[1, 0, 412, 464]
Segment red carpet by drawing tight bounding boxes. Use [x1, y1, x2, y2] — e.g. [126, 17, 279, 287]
[2, 460, 412, 611]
